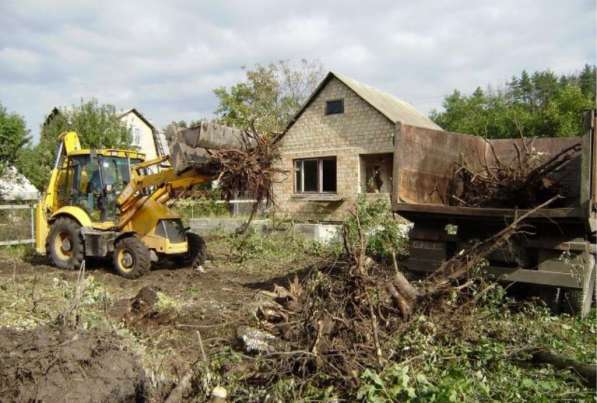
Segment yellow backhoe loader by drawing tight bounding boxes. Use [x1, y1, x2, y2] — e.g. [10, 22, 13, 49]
[35, 126, 240, 278]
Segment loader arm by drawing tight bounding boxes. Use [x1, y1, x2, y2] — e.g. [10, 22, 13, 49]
[116, 155, 214, 229]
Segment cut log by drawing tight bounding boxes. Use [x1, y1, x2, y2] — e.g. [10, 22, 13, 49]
[523, 348, 597, 387]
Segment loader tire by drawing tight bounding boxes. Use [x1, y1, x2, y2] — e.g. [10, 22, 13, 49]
[46, 217, 84, 270]
[113, 236, 151, 279]
[178, 232, 206, 269]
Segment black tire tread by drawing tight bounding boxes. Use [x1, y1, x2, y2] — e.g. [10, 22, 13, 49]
[113, 236, 151, 279]
[183, 232, 207, 269]
[46, 217, 84, 270]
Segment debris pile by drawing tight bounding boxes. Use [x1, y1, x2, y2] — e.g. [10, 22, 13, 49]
[244, 200, 556, 392]
[449, 139, 581, 208]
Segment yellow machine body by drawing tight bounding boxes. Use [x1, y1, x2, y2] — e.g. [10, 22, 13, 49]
[35, 131, 211, 270]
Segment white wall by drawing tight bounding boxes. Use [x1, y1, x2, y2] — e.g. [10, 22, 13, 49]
[119, 112, 157, 160]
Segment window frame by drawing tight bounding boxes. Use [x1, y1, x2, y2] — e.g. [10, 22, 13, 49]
[325, 99, 344, 115]
[133, 127, 141, 145]
[294, 156, 337, 194]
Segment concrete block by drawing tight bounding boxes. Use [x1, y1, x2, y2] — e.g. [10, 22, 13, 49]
[189, 218, 270, 235]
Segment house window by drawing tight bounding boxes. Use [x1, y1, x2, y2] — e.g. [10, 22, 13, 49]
[294, 157, 337, 193]
[133, 127, 141, 145]
[325, 99, 344, 115]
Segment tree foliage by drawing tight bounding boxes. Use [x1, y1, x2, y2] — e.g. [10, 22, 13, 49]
[40, 99, 131, 148]
[430, 65, 596, 138]
[17, 99, 131, 190]
[213, 59, 324, 134]
[0, 103, 30, 178]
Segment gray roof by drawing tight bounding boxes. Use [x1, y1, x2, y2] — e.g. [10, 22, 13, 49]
[285, 71, 442, 132]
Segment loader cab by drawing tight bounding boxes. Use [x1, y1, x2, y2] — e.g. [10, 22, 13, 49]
[57, 151, 143, 222]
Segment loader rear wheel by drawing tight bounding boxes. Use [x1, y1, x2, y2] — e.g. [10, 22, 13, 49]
[177, 232, 206, 269]
[113, 237, 151, 279]
[46, 217, 84, 270]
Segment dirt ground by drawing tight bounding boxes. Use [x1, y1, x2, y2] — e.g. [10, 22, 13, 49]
[0, 235, 319, 402]
[1, 233, 594, 402]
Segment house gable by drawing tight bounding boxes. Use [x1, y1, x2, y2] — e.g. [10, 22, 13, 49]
[284, 71, 441, 134]
[280, 76, 395, 154]
[119, 110, 158, 160]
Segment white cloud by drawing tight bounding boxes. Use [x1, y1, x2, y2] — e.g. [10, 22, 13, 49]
[0, 0, 593, 141]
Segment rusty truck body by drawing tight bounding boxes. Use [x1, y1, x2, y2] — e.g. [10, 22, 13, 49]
[392, 111, 596, 317]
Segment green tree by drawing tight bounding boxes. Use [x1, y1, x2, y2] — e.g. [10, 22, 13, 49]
[17, 99, 131, 190]
[40, 99, 131, 148]
[431, 66, 596, 138]
[0, 103, 30, 178]
[213, 59, 324, 134]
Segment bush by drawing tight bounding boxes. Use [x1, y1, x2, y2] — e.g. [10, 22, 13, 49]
[343, 196, 408, 260]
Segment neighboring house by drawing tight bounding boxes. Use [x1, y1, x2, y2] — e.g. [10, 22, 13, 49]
[118, 108, 169, 160]
[272, 71, 442, 222]
[0, 166, 39, 201]
[42, 107, 169, 161]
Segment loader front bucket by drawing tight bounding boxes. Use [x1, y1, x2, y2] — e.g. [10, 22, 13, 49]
[169, 122, 250, 173]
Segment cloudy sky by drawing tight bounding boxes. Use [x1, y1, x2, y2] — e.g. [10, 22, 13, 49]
[0, 0, 594, 141]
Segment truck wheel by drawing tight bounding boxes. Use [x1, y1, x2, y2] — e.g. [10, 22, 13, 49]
[178, 232, 206, 269]
[46, 217, 84, 270]
[113, 237, 151, 279]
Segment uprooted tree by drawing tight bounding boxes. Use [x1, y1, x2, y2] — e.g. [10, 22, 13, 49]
[169, 121, 287, 229]
[246, 196, 595, 391]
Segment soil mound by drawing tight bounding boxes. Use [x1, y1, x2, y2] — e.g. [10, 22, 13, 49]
[0, 325, 146, 403]
[110, 286, 175, 328]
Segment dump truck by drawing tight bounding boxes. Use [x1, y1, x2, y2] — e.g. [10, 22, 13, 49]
[35, 123, 247, 278]
[392, 110, 596, 317]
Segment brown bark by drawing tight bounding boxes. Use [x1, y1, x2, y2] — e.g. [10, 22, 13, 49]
[391, 251, 419, 301]
[386, 283, 412, 320]
[524, 348, 597, 387]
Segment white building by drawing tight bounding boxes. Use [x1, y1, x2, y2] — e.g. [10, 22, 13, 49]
[118, 108, 169, 160]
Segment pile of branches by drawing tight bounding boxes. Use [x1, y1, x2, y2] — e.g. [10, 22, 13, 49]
[250, 199, 558, 392]
[448, 139, 581, 208]
[208, 127, 285, 207]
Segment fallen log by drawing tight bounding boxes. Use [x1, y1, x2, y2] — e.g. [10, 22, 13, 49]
[519, 348, 597, 387]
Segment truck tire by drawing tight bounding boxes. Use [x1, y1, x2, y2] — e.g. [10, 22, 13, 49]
[113, 236, 151, 279]
[46, 217, 85, 270]
[177, 232, 207, 270]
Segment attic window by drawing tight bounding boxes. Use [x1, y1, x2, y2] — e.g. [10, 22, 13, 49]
[325, 99, 344, 115]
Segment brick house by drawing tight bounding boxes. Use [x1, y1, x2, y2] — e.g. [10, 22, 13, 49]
[272, 71, 441, 222]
